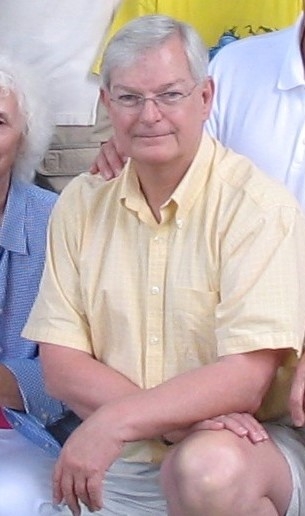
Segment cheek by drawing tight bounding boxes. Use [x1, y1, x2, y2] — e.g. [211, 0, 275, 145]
[110, 113, 134, 140]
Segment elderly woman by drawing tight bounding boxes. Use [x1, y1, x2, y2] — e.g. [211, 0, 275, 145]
[0, 54, 65, 514]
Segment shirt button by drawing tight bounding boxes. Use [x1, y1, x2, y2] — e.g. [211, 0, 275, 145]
[151, 286, 160, 295]
[153, 236, 164, 243]
[176, 219, 183, 229]
[150, 336, 159, 345]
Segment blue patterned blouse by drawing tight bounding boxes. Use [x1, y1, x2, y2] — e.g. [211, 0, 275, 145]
[0, 178, 62, 457]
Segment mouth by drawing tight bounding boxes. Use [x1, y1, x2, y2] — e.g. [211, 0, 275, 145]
[135, 133, 173, 139]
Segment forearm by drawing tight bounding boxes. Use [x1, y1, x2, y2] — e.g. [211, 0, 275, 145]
[40, 344, 141, 419]
[96, 350, 283, 443]
[0, 364, 24, 410]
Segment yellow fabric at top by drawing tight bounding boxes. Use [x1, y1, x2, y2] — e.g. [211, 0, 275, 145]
[93, 0, 302, 73]
[23, 133, 305, 462]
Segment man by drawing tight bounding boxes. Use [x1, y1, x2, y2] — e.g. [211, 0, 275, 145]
[24, 15, 305, 516]
[94, 4, 305, 429]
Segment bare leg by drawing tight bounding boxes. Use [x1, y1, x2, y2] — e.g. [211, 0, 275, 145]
[160, 429, 292, 516]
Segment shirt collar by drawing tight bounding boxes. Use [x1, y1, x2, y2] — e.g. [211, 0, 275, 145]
[278, 13, 305, 90]
[119, 131, 215, 224]
[0, 178, 28, 254]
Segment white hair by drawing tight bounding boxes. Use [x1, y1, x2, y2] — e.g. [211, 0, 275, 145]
[100, 15, 209, 90]
[0, 54, 54, 182]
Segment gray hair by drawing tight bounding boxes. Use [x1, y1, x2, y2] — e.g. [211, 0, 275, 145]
[0, 54, 54, 182]
[100, 15, 209, 90]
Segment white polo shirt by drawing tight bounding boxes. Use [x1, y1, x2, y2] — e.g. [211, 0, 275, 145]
[207, 14, 305, 210]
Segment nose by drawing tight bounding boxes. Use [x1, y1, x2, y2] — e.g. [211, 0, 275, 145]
[138, 97, 162, 123]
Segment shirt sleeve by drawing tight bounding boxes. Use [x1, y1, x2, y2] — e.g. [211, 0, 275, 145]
[216, 201, 305, 357]
[22, 177, 93, 353]
[2, 355, 65, 424]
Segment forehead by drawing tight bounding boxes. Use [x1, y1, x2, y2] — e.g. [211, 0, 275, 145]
[109, 35, 193, 90]
[0, 88, 20, 116]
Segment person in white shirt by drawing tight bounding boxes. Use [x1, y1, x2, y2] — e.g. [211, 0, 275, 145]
[206, 11, 305, 209]
[0, 0, 122, 192]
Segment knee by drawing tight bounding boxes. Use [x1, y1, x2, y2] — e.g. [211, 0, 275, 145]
[161, 431, 248, 509]
[0, 463, 54, 515]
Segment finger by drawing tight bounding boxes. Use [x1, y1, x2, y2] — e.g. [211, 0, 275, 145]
[86, 472, 103, 512]
[290, 370, 305, 427]
[215, 414, 250, 438]
[91, 153, 115, 180]
[74, 475, 92, 513]
[221, 413, 268, 442]
[54, 459, 81, 516]
[102, 140, 126, 177]
[192, 419, 224, 431]
[53, 462, 64, 505]
[60, 474, 81, 516]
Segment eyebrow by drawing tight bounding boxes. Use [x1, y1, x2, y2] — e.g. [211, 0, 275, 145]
[111, 80, 188, 93]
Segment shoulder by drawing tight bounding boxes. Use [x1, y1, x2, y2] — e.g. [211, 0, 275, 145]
[211, 139, 301, 212]
[24, 182, 58, 211]
[50, 172, 119, 227]
[55, 173, 110, 208]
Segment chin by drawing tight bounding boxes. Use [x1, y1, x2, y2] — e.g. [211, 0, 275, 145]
[133, 143, 176, 163]
[136, 151, 175, 165]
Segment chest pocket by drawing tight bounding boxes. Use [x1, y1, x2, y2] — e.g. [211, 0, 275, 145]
[167, 288, 220, 367]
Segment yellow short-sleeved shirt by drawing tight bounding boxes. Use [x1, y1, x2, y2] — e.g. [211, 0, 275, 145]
[93, 0, 302, 73]
[23, 133, 305, 462]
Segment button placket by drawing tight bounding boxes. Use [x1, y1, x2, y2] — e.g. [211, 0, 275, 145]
[145, 228, 168, 388]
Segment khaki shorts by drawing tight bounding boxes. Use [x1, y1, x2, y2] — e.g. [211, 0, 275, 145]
[57, 459, 167, 515]
[265, 422, 305, 516]
[58, 424, 305, 516]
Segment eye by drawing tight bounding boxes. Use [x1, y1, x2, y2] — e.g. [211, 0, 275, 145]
[116, 94, 142, 107]
[157, 91, 184, 104]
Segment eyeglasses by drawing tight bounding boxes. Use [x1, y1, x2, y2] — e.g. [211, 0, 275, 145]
[109, 83, 198, 111]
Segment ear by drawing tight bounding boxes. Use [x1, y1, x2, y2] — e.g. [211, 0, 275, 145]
[100, 88, 110, 109]
[200, 77, 214, 122]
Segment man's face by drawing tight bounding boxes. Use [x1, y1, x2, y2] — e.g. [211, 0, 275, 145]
[102, 35, 213, 169]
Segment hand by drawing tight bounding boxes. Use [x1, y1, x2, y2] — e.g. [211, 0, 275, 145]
[53, 409, 123, 516]
[0, 364, 24, 410]
[290, 352, 305, 427]
[90, 136, 127, 180]
[163, 413, 268, 445]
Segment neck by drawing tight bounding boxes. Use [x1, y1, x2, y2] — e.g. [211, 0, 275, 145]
[0, 175, 11, 219]
[135, 157, 193, 222]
